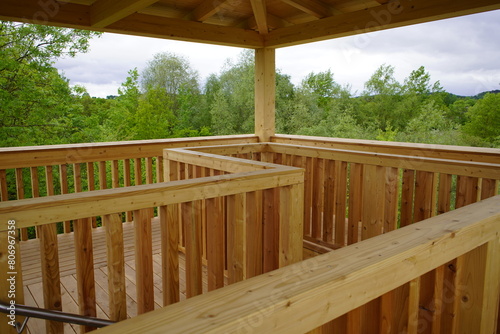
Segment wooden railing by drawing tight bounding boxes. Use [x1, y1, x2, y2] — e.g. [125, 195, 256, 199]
[0, 135, 258, 240]
[0, 142, 303, 334]
[91, 194, 500, 334]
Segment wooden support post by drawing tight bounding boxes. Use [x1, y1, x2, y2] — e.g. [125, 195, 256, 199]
[103, 213, 127, 321]
[133, 208, 154, 314]
[255, 47, 275, 142]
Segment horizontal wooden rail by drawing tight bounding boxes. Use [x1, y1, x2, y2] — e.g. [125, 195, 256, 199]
[0, 135, 258, 169]
[272, 134, 500, 164]
[93, 195, 500, 334]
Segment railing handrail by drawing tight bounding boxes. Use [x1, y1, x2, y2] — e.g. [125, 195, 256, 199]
[94, 195, 500, 334]
[272, 134, 500, 164]
[0, 147, 303, 231]
[0, 134, 259, 169]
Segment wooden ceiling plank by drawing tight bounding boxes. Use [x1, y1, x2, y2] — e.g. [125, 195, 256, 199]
[107, 13, 264, 48]
[265, 0, 500, 47]
[91, 0, 159, 28]
[247, 13, 292, 30]
[280, 0, 331, 18]
[250, 0, 269, 34]
[191, 0, 230, 22]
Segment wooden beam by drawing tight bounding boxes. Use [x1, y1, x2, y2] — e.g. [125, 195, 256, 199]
[280, 0, 331, 18]
[91, 0, 159, 28]
[250, 0, 268, 34]
[247, 13, 291, 31]
[265, 0, 500, 47]
[107, 13, 264, 48]
[255, 48, 276, 142]
[191, 0, 230, 22]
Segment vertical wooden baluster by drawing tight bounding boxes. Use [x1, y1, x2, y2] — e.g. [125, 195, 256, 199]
[146, 157, 154, 184]
[361, 165, 385, 240]
[103, 213, 126, 321]
[15, 168, 28, 240]
[348, 163, 363, 245]
[98, 161, 107, 190]
[263, 187, 279, 273]
[160, 204, 180, 305]
[438, 173, 453, 215]
[400, 169, 415, 227]
[36, 165, 64, 333]
[322, 159, 335, 243]
[59, 164, 72, 233]
[246, 190, 263, 279]
[111, 160, 120, 188]
[73, 163, 97, 333]
[303, 157, 313, 237]
[226, 193, 246, 284]
[455, 175, 479, 209]
[431, 265, 445, 333]
[30, 167, 40, 239]
[0, 169, 26, 334]
[156, 156, 164, 183]
[479, 238, 500, 333]
[334, 161, 348, 247]
[408, 277, 421, 334]
[123, 159, 133, 222]
[183, 201, 203, 298]
[311, 158, 324, 239]
[134, 158, 142, 186]
[133, 208, 154, 314]
[480, 178, 498, 200]
[87, 162, 98, 228]
[206, 197, 224, 291]
[279, 183, 304, 267]
[384, 167, 399, 233]
[413, 171, 436, 223]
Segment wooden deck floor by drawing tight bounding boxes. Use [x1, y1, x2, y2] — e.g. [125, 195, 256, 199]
[19, 219, 202, 334]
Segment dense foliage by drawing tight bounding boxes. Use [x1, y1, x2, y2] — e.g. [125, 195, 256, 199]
[1, 22, 499, 148]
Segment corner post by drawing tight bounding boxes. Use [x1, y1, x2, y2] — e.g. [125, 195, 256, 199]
[255, 48, 276, 142]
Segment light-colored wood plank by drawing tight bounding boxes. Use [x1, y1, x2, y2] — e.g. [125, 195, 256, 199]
[103, 213, 127, 321]
[246, 191, 263, 278]
[206, 198, 224, 291]
[279, 183, 304, 267]
[133, 208, 154, 314]
[226, 193, 246, 284]
[384, 167, 399, 233]
[182, 201, 203, 298]
[250, 0, 268, 34]
[160, 204, 180, 305]
[361, 165, 385, 240]
[400, 169, 415, 227]
[311, 158, 324, 239]
[254, 48, 276, 142]
[347, 163, 363, 245]
[322, 159, 335, 243]
[91, 0, 158, 28]
[413, 171, 435, 223]
[334, 161, 347, 246]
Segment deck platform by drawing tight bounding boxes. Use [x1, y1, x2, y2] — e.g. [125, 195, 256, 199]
[19, 219, 202, 334]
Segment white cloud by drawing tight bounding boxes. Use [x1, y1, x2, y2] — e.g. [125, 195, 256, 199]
[55, 10, 500, 97]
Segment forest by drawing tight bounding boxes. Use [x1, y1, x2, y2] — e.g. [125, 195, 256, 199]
[1, 21, 500, 149]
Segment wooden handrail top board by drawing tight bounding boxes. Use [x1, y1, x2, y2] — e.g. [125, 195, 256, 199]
[267, 143, 500, 179]
[94, 195, 500, 334]
[0, 167, 303, 230]
[0, 135, 259, 169]
[272, 134, 500, 164]
[164, 147, 277, 172]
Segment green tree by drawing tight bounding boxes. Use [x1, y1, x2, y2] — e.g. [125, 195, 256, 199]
[463, 93, 500, 143]
[0, 21, 101, 146]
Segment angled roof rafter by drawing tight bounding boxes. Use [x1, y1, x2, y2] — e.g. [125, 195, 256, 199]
[91, 0, 159, 28]
[250, 0, 269, 34]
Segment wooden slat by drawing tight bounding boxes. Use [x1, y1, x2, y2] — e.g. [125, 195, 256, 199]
[384, 167, 399, 233]
[111, 160, 120, 188]
[347, 163, 363, 245]
[182, 201, 203, 298]
[456, 175, 479, 208]
[311, 158, 324, 239]
[74, 163, 97, 332]
[408, 277, 421, 334]
[123, 159, 133, 222]
[59, 164, 72, 234]
[400, 169, 415, 227]
[263, 188, 279, 273]
[413, 171, 436, 223]
[146, 157, 154, 184]
[133, 208, 154, 314]
[87, 162, 98, 228]
[99, 161, 108, 190]
[361, 165, 385, 240]
[279, 183, 304, 267]
[0, 169, 7, 201]
[437, 173, 452, 215]
[160, 204, 180, 305]
[245, 191, 263, 278]
[431, 265, 445, 333]
[303, 157, 313, 237]
[334, 161, 347, 246]
[15, 168, 28, 240]
[103, 213, 127, 321]
[156, 156, 164, 183]
[322, 159, 335, 243]
[481, 178, 499, 200]
[206, 198, 224, 291]
[226, 193, 246, 284]
[380, 283, 409, 334]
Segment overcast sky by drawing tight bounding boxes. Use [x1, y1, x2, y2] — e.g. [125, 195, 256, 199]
[55, 9, 500, 98]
